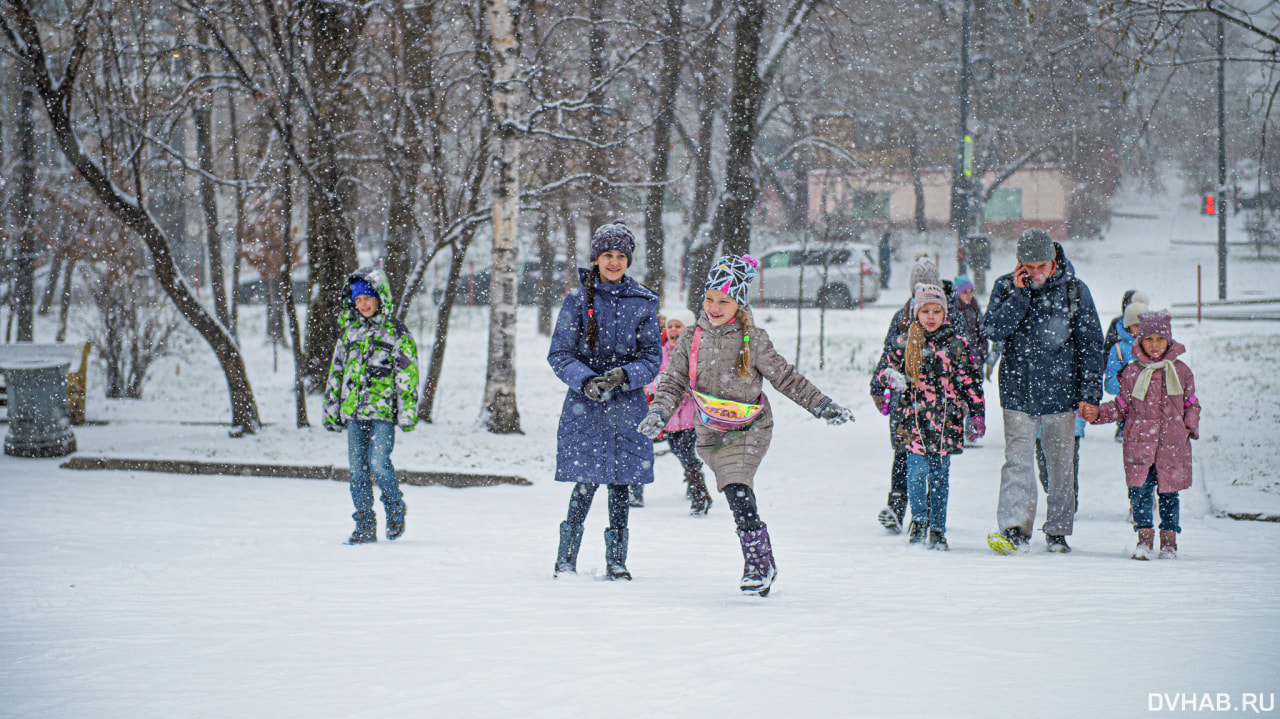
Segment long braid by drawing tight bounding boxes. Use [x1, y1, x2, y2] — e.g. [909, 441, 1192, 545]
[736, 307, 754, 378]
[584, 265, 601, 352]
[904, 319, 924, 385]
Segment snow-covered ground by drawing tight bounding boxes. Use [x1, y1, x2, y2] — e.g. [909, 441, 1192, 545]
[2, 187, 1278, 717]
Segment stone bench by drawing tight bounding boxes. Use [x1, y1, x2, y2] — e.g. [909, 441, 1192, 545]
[0, 341, 92, 425]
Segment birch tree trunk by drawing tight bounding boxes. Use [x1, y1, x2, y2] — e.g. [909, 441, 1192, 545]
[482, 0, 522, 434]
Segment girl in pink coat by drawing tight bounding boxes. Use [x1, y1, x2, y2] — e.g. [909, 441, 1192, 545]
[1090, 310, 1200, 560]
[645, 309, 712, 514]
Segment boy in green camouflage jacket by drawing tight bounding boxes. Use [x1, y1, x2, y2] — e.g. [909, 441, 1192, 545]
[323, 268, 419, 544]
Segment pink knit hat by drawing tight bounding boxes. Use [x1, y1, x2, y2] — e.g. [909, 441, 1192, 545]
[912, 283, 947, 318]
[1137, 309, 1173, 343]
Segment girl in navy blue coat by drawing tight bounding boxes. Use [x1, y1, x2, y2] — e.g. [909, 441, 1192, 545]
[548, 221, 662, 580]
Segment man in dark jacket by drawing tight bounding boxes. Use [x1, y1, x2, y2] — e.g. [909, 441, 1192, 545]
[981, 229, 1104, 554]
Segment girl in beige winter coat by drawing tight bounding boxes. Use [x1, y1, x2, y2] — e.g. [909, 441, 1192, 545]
[640, 254, 854, 596]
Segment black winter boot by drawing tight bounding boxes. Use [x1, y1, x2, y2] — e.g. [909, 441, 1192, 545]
[555, 521, 584, 576]
[907, 518, 928, 544]
[604, 527, 631, 580]
[926, 528, 949, 551]
[687, 468, 712, 516]
[346, 510, 377, 545]
[1045, 534, 1072, 554]
[385, 501, 406, 541]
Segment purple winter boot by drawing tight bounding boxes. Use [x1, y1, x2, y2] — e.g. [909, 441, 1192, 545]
[737, 525, 777, 597]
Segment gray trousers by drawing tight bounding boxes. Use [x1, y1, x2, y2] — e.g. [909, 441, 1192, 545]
[998, 409, 1077, 536]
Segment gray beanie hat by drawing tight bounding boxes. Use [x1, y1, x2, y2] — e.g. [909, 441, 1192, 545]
[909, 256, 939, 290]
[590, 220, 635, 265]
[1017, 228, 1055, 263]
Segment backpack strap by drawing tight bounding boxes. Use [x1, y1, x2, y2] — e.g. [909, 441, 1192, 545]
[1066, 277, 1080, 325]
[688, 326, 702, 394]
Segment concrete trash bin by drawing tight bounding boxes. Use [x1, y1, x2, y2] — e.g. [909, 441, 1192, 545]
[0, 359, 77, 458]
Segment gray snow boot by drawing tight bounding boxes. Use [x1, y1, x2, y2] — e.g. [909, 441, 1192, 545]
[907, 518, 928, 544]
[604, 527, 631, 580]
[555, 521, 584, 576]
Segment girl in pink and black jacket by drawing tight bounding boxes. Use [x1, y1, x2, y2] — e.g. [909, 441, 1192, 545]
[875, 284, 986, 550]
[1091, 310, 1200, 560]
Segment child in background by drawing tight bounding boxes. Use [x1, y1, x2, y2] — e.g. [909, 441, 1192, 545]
[954, 274, 987, 444]
[642, 255, 854, 596]
[1087, 310, 1200, 560]
[876, 284, 985, 550]
[645, 308, 712, 515]
[1105, 291, 1148, 441]
[953, 274, 988, 371]
[1105, 299, 1148, 447]
[323, 268, 420, 544]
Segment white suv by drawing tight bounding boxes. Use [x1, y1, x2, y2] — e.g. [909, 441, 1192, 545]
[756, 243, 880, 308]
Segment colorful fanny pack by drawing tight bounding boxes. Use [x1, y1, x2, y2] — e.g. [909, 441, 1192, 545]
[688, 326, 764, 432]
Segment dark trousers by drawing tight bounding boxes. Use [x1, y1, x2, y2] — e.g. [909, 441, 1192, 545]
[1129, 465, 1181, 533]
[667, 429, 702, 473]
[1037, 436, 1080, 509]
[566, 483, 630, 528]
[723, 483, 764, 531]
[887, 448, 908, 522]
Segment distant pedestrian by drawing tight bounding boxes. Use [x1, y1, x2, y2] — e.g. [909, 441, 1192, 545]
[549, 220, 662, 580]
[982, 229, 1104, 555]
[323, 268, 420, 545]
[878, 231, 893, 289]
[644, 308, 712, 515]
[1087, 310, 1200, 560]
[875, 284, 985, 550]
[642, 254, 854, 596]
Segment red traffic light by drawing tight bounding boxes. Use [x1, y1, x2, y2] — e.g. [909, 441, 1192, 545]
[1203, 194, 1216, 215]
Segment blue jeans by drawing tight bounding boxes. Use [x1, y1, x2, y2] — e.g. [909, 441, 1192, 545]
[348, 419, 402, 521]
[906, 453, 950, 531]
[1129, 465, 1180, 533]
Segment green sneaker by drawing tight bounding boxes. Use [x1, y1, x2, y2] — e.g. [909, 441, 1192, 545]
[987, 527, 1030, 555]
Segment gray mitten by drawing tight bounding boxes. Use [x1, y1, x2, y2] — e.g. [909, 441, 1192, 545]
[814, 397, 855, 426]
[637, 410, 668, 439]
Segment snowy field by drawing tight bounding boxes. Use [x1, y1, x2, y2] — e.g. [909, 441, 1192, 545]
[2, 188, 1279, 718]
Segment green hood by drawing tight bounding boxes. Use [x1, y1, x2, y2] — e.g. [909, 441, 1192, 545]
[340, 267, 394, 329]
